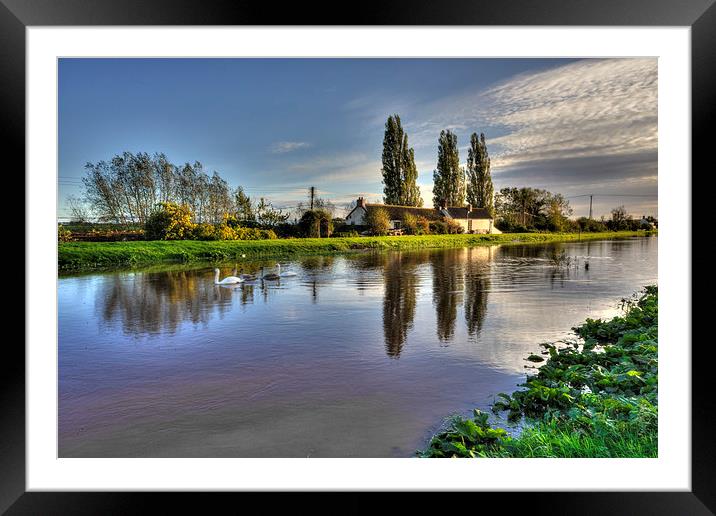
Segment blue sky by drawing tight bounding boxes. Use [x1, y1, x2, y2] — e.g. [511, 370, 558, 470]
[58, 58, 658, 219]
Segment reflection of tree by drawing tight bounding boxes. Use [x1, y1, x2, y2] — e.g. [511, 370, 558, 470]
[382, 252, 420, 358]
[99, 269, 248, 336]
[464, 247, 491, 339]
[431, 249, 464, 342]
[299, 255, 336, 303]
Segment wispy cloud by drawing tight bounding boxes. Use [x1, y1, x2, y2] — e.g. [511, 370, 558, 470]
[270, 141, 312, 154]
[484, 58, 657, 169]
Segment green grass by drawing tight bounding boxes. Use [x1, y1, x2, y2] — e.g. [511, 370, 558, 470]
[58, 231, 655, 272]
[420, 285, 658, 458]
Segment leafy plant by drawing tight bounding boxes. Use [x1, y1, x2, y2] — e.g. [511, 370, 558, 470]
[421, 286, 658, 458]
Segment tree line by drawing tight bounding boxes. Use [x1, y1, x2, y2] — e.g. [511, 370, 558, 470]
[81, 152, 288, 226]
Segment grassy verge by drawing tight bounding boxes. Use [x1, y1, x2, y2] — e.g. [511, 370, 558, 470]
[58, 231, 654, 272]
[420, 285, 658, 458]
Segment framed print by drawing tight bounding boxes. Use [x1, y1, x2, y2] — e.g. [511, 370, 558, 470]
[4, 0, 711, 513]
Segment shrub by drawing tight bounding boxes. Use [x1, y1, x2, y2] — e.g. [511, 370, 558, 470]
[145, 202, 195, 240]
[192, 222, 218, 240]
[365, 207, 390, 236]
[193, 223, 276, 241]
[576, 217, 608, 232]
[234, 226, 277, 240]
[402, 213, 418, 234]
[415, 216, 431, 235]
[333, 230, 360, 238]
[430, 218, 463, 235]
[446, 218, 464, 234]
[58, 224, 73, 242]
[496, 219, 530, 233]
[430, 220, 449, 234]
[215, 223, 239, 241]
[401, 213, 430, 235]
[299, 209, 334, 238]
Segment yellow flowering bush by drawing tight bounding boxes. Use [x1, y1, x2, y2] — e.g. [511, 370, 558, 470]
[145, 202, 196, 240]
[58, 224, 74, 242]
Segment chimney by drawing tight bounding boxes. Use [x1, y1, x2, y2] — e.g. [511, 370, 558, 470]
[357, 196, 366, 208]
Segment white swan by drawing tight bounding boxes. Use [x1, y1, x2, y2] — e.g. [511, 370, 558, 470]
[214, 268, 244, 285]
[276, 264, 297, 277]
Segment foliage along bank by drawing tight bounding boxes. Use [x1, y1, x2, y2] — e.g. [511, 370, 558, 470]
[420, 285, 658, 458]
[58, 231, 655, 272]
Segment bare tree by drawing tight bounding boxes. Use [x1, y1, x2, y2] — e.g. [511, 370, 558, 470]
[66, 195, 91, 223]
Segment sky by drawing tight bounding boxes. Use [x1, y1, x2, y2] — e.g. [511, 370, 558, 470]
[58, 58, 658, 220]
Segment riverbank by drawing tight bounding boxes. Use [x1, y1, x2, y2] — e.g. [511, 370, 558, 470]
[420, 285, 658, 458]
[58, 231, 655, 272]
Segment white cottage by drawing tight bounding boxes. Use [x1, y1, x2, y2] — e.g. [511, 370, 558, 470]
[345, 197, 501, 234]
[439, 205, 501, 234]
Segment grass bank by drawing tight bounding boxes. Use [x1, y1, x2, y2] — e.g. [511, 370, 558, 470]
[420, 285, 658, 458]
[58, 230, 655, 272]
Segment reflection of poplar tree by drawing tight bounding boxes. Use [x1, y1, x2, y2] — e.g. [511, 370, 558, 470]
[382, 253, 418, 358]
[464, 248, 491, 338]
[431, 249, 464, 342]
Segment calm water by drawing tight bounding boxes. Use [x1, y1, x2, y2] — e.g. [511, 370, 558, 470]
[59, 237, 657, 457]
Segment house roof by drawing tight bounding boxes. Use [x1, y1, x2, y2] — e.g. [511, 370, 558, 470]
[364, 203, 443, 221]
[346, 199, 494, 222]
[444, 207, 493, 220]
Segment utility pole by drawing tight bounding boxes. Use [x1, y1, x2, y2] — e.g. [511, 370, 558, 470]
[310, 186, 315, 210]
[588, 194, 593, 220]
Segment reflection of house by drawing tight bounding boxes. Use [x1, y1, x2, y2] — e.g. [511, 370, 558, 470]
[345, 197, 501, 234]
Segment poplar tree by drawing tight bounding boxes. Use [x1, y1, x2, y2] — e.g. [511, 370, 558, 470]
[466, 132, 494, 214]
[432, 129, 465, 208]
[381, 114, 423, 206]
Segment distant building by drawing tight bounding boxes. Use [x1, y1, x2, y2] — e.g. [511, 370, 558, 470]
[345, 197, 500, 234]
[639, 216, 656, 229]
[439, 205, 500, 234]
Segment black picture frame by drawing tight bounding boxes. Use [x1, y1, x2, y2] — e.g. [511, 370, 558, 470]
[4, 0, 709, 513]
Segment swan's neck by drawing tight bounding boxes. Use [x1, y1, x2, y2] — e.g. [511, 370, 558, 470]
[214, 270, 220, 284]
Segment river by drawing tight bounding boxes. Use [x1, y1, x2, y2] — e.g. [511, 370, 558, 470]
[58, 237, 657, 457]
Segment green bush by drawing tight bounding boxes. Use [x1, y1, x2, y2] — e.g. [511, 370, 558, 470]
[333, 229, 360, 238]
[401, 213, 431, 235]
[430, 218, 463, 235]
[365, 207, 390, 236]
[420, 286, 658, 458]
[234, 226, 277, 240]
[576, 217, 608, 232]
[298, 209, 334, 238]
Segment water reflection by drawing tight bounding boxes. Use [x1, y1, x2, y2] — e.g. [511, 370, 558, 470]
[91, 238, 652, 360]
[463, 247, 491, 339]
[100, 270, 234, 335]
[382, 252, 421, 358]
[59, 237, 658, 458]
[299, 255, 336, 303]
[430, 250, 463, 343]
